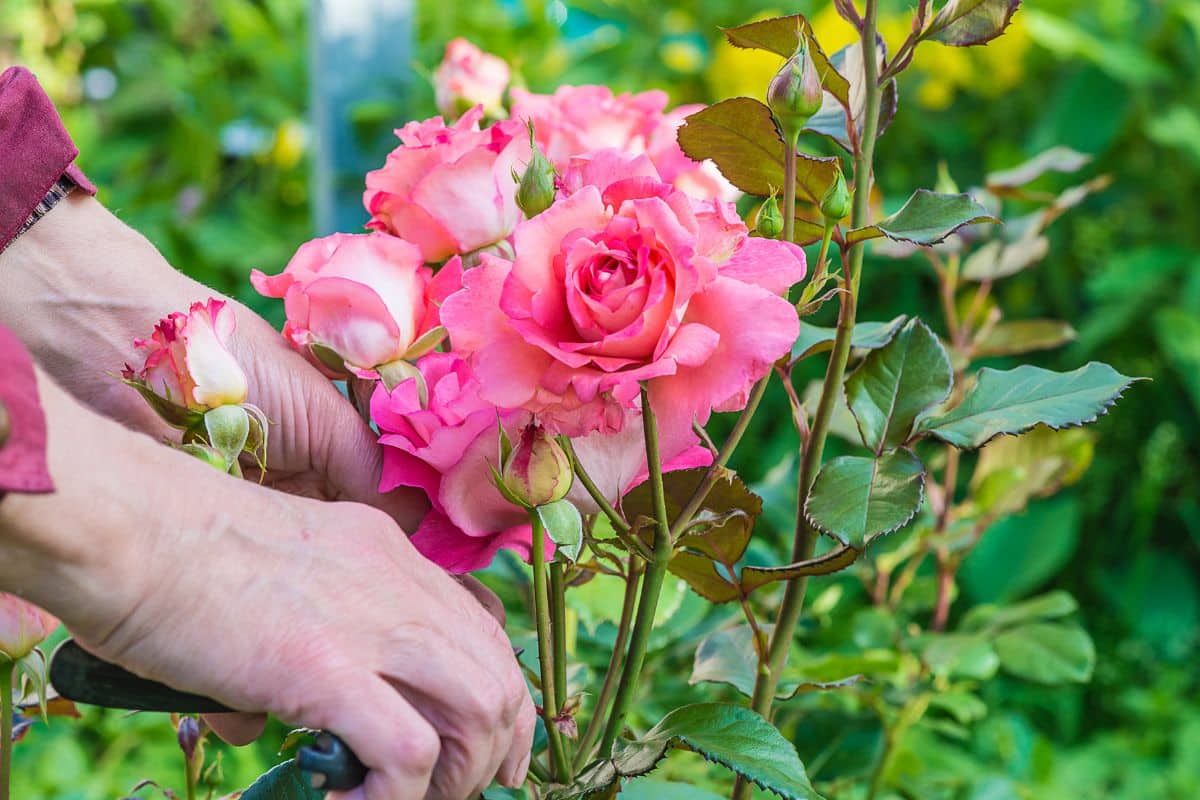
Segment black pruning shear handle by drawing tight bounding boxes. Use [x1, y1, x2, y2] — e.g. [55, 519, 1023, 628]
[48, 639, 367, 791]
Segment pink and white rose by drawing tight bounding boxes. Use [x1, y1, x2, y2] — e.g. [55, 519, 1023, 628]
[364, 108, 530, 262]
[434, 38, 511, 119]
[251, 232, 461, 378]
[441, 160, 806, 456]
[510, 85, 737, 202]
[371, 353, 712, 572]
[123, 298, 248, 410]
[0, 593, 57, 662]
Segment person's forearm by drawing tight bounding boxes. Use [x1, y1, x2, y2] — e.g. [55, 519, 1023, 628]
[0, 194, 200, 432]
[0, 366, 168, 639]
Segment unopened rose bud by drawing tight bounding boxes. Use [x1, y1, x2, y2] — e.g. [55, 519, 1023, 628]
[177, 716, 201, 760]
[500, 424, 573, 508]
[767, 43, 824, 135]
[515, 129, 556, 218]
[755, 194, 784, 239]
[0, 593, 57, 662]
[820, 167, 851, 222]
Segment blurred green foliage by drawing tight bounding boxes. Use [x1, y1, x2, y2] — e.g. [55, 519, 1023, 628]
[4, 0, 1197, 797]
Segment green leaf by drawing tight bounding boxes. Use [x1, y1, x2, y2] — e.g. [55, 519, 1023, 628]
[921, 634, 999, 680]
[537, 499, 584, 562]
[618, 704, 824, 800]
[926, 0, 1022, 47]
[204, 405, 251, 469]
[961, 234, 1050, 281]
[847, 190, 998, 246]
[739, 545, 859, 593]
[804, 449, 926, 548]
[791, 315, 907, 362]
[845, 318, 953, 453]
[927, 691, 988, 725]
[720, 14, 849, 106]
[961, 590, 1080, 632]
[677, 99, 840, 205]
[968, 425, 1093, 517]
[993, 622, 1095, 684]
[985, 145, 1090, 189]
[240, 761, 323, 800]
[915, 362, 1140, 449]
[123, 379, 204, 430]
[973, 319, 1076, 357]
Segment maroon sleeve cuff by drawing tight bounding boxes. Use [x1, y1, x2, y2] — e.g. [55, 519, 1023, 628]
[0, 66, 97, 252]
[0, 323, 54, 495]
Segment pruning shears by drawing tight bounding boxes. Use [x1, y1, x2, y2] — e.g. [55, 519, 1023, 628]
[48, 639, 367, 791]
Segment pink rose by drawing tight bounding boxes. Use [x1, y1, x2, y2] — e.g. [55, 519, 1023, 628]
[251, 233, 461, 378]
[0, 593, 57, 661]
[441, 164, 806, 455]
[371, 352, 536, 573]
[371, 353, 712, 572]
[434, 38, 510, 119]
[124, 298, 248, 410]
[510, 85, 737, 202]
[363, 108, 529, 262]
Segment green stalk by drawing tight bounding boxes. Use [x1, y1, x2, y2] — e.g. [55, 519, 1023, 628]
[184, 741, 198, 800]
[530, 514, 571, 781]
[550, 562, 568, 710]
[1, 660, 12, 800]
[751, 0, 883, 735]
[598, 387, 673, 755]
[782, 129, 799, 244]
[573, 561, 642, 771]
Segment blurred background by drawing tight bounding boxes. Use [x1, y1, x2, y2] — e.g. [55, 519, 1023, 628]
[3, 0, 1197, 797]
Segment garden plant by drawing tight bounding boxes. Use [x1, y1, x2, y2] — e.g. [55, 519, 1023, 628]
[0, 1, 1159, 799]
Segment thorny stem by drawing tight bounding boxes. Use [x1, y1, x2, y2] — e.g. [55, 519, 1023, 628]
[573, 561, 642, 771]
[530, 514, 571, 781]
[750, 0, 883, 733]
[598, 386, 673, 755]
[1, 660, 12, 800]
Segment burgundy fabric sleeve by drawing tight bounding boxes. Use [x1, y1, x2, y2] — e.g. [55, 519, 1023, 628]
[0, 66, 97, 252]
[0, 322, 54, 495]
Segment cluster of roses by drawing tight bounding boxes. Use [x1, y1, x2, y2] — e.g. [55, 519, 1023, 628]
[119, 39, 810, 575]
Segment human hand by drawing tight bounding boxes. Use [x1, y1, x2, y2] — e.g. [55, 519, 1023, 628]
[0, 194, 425, 529]
[0, 372, 535, 799]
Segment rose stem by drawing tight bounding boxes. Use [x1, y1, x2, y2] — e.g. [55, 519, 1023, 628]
[1, 659, 12, 800]
[530, 513, 571, 780]
[549, 562, 568, 710]
[597, 385, 673, 756]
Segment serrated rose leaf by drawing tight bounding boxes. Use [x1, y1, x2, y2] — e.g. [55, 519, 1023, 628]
[239, 761, 323, 800]
[973, 319, 1077, 358]
[845, 318, 953, 453]
[994, 622, 1095, 684]
[677, 99, 839, 203]
[915, 362, 1141, 449]
[847, 190, 998, 246]
[804, 39, 897, 152]
[927, 0, 1022, 47]
[804, 449, 926, 548]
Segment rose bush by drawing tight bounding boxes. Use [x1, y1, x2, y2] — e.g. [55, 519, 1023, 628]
[363, 107, 529, 262]
[250, 232, 460, 378]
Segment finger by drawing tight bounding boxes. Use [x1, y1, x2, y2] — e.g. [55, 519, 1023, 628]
[496, 692, 536, 788]
[455, 575, 506, 625]
[203, 712, 267, 746]
[325, 675, 441, 800]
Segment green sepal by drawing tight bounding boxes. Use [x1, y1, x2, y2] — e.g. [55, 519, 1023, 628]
[204, 405, 251, 471]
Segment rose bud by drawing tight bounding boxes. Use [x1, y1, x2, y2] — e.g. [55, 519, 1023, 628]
[177, 716, 202, 760]
[123, 299, 249, 422]
[767, 42, 824, 135]
[433, 38, 511, 119]
[251, 232, 459, 384]
[755, 193, 784, 239]
[514, 128, 557, 218]
[820, 165, 851, 222]
[499, 424, 573, 509]
[0, 593, 57, 662]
